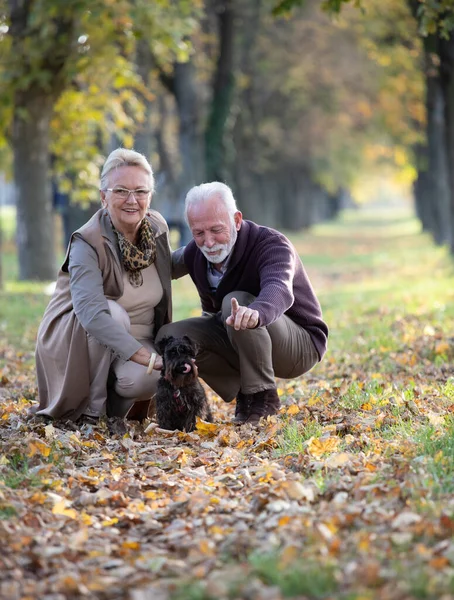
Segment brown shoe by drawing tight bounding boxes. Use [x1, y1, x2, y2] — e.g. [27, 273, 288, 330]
[246, 388, 280, 426]
[232, 391, 250, 425]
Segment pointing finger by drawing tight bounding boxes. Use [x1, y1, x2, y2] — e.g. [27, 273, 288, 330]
[231, 297, 239, 315]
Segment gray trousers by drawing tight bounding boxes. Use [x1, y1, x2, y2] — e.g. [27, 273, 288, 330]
[155, 291, 319, 402]
[85, 300, 159, 418]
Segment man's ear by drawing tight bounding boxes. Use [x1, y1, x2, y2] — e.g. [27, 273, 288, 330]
[234, 211, 243, 231]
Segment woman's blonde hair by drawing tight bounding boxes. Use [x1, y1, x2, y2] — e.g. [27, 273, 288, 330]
[100, 148, 154, 192]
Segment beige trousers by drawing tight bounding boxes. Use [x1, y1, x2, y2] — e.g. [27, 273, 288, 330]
[84, 300, 159, 418]
[155, 291, 319, 402]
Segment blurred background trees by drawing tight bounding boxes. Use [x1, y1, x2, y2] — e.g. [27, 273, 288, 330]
[0, 0, 453, 281]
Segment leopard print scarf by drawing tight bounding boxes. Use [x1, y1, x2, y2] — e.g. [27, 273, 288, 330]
[112, 218, 157, 287]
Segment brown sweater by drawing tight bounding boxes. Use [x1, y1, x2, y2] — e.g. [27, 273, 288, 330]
[184, 220, 328, 360]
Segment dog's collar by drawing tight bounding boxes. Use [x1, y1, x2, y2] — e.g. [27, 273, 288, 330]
[171, 387, 186, 413]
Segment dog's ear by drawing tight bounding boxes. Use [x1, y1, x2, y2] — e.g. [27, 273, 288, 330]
[182, 335, 196, 354]
[157, 336, 173, 353]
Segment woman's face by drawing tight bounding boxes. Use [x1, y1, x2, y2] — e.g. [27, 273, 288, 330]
[100, 166, 151, 239]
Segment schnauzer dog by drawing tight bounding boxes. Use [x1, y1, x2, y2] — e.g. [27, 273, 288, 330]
[155, 335, 213, 432]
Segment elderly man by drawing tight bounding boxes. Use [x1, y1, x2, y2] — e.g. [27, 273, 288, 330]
[159, 182, 328, 425]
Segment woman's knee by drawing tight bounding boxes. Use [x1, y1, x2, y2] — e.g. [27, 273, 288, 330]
[114, 370, 158, 400]
[107, 299, 131, 332]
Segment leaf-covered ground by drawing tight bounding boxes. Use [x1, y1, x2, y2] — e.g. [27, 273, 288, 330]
[1, 207, 454, 600]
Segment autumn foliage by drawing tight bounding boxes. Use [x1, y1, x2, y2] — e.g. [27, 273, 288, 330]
[1, 207, 454, 599]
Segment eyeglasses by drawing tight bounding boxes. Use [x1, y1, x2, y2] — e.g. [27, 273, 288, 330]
[106, 187, 151, 200]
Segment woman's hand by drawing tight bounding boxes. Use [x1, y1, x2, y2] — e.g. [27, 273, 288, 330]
[130, 347, 163, 370]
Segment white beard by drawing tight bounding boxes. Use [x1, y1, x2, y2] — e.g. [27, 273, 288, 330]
[200, 223, 238, 264]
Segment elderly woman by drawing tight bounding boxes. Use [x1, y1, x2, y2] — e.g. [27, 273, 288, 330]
[33, 148, 175, 422]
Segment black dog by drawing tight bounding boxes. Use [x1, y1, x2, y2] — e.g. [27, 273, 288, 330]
[155, 335, 213, 432]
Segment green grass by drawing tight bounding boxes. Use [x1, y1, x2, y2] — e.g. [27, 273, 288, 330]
[249, 551, 337, 598]
[0, 506, 17, 520]
[275, 419, 323, 455]
[415, 419, 454, 496]
[0, 205, 16, 242]
[0, 453, 43, 489]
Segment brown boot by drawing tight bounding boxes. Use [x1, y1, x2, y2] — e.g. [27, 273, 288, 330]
[246, 388, 280, 426]
[232, 391, 250, 425]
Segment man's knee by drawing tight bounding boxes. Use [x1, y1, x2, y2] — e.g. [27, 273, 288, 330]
[221, 291, 256, 320]
[155, 321, 190, 344]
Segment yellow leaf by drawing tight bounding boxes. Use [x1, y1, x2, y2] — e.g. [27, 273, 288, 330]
[429, 556, 449, 570]
[208, 525, 225, 536]
[307, 394, 320, 407]
[358, 535, 370, 552]
[435, 341, 449, 355]
[30, 491, 47, 504]
[52, 499, 77, 519]
[144, 490, 160, 499]
[361, 403, 373, 411]
[286, 404, 300, 415]
[199, 539, 215, 556]
[0, 455, 9, 465]
[122, 541, 140, 550]
[307, 436, 340, 458]
[278, 515, 291, 527]
[428, 412, 444, 427]
[111, 467, 122, 481]
[195, 418, 218, 435]
[434, 450, 444, 463]
[277, 388, 285, 397]
[102, 517, 119, 526]
[27, 439, 51, 458]
[324, 452, 351, 469]
[81, 512, 93, 526]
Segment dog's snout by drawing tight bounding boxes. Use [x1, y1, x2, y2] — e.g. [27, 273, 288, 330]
[175, 360, 192, 374]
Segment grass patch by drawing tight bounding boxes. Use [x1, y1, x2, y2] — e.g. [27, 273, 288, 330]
[0, 453, 43, 489]
[0, 506, 17, 519]
[414, 420, 454, 496]
[171, 583, 215, 600]
[275, 419, 323, 455]
[249, 551, 337, 598]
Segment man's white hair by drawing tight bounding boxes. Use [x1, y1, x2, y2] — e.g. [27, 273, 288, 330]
[100, 148, 155, 192]
[184, 182, 238, 225]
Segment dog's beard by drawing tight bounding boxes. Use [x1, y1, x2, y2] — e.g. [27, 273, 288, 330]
[199, 223, 237, 264]
[165, 360, 197, 388]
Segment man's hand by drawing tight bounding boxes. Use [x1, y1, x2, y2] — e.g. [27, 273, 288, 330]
[225, 297, 260, 330]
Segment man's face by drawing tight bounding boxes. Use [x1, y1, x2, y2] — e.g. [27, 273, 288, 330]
[187, 195, 242, 264]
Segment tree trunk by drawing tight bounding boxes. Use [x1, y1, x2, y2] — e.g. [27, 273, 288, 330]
[205, 0, 236, 181]
[174, 60, 204, 193]
[134, 38, 154, 161]
[13, 93, 56, 280]
[0, 211, 3, 290]
[424, 39, 451, 246]
[439, 35, 454, 254]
